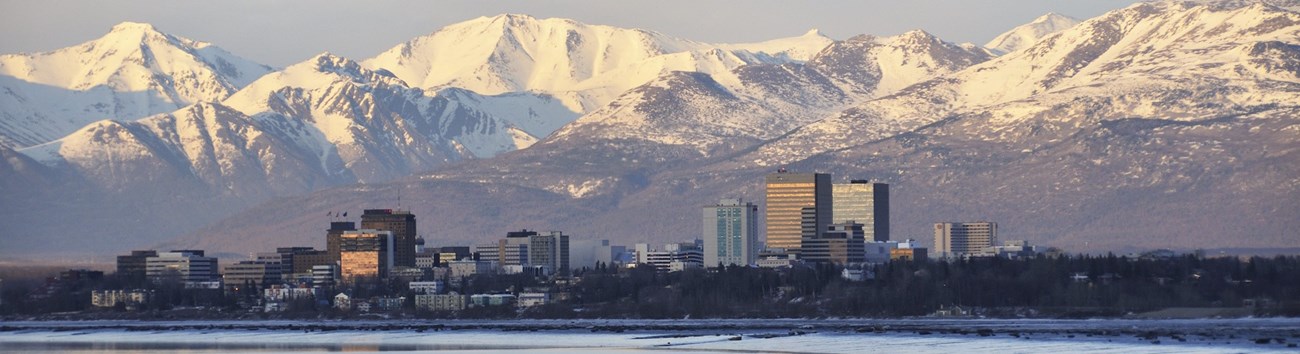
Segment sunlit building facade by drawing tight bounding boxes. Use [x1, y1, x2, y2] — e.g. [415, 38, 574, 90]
[832, 180, 890, 242]
[765, 171, 832, 255]
[339, 230, 394, 283]
[934, 222, 997, 259]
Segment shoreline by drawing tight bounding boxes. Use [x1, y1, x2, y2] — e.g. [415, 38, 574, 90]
[2, 318, 1298, 352]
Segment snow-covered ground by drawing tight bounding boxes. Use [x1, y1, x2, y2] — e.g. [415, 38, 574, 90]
[1, 318, 1297, 353]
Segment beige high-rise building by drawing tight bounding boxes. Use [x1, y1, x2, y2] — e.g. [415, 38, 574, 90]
[765, 171, 832, 254]
[934, 222, 997, 258]
[339, 229, 394, 283]
[832, 180, 890, 242]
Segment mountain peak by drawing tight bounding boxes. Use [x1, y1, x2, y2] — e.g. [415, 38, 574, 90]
[492, 13, 538, 22]
[804, 28, 826, 37]
[984, 12, 1081, 54]
[1035, 12, 1078, 23]
[109, 21, 159, 33]
[896, 29, 937, 40]
[100, 21, 176, 46]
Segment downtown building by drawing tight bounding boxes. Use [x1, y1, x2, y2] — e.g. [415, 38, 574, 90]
[146, 250, 219, 284]
[635, 241, 704, 272]
[338, 229, 395, 283]
[703, 199, 759, 267]
[801, 222, 866, 265]
[765, 171, 832, 255]
[474, 230, 570, 275]
[222, 260, 283, 292]
[832, 180, 890, 242]
[116, 250, 158, 284]
[934, 222, 998, 259]
[361, 209, 418, 268]
[325, 221, 357, 266]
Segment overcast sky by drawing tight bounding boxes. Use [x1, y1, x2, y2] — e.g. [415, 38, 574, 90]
[1, 0, 1142, 67]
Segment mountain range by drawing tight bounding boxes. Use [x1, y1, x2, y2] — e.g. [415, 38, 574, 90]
[1, 1, 1297, 260]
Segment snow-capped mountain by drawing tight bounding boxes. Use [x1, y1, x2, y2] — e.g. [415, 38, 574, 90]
[0, 22, 272, 148]
[3, 52, 581, 253]
[28, 52, 565, 191]
[363, 14, 832, 113]
[3, 2, 1298, 258]
[984, 13, 1080, 54]
[542, 29, 993, 157]
[166, 1, 1300, 256]
[744, 0, 1300, 166]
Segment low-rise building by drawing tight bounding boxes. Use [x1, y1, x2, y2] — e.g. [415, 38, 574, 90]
[976, 240, 1037, 259]
[517, 292, 551, 307]
[408, 281, 445, 295]
[263, 285, 315, 302]
[635, 241, 704, 272]
[756, 253, 804, 269]
[449, 259, 496, 280]
[91, 289, 152, 308]
[388, 266, 426, 283]
[334, 293, 351, 310]
[415, 292, 467, 312]
[373, 297, 405, 311]
[470, 294, 516, 307]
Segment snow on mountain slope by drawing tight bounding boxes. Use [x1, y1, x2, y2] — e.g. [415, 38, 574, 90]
[717, 29, 836, 62]
[431, 87, 579, 142]
[0, 22, 272, 148]
[363, 14, 827, 114]
[28, 52, 556, 195]
[809, 30, 995, 97]
[958, 1, 1300, 108]
[743, 0, 1300, 166]
[364, 14, 707, 103]
[542, 29, 992, 159]
[984, 13, 1081, 54]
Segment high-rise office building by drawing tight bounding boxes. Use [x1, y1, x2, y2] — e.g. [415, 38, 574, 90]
[338, 229, 395, 282]
[287, 249, 331, 275]
[146, 250, 219, 284]
[116, 250, 157, 283]
[802, 223, 866, 265]
[326, 221, 357, 265]
[832, 180, 890, 242]
[934, 222, 998, 258]
[703, 199, 759, 267]
[361, 209, 417, 267]
[527, 231, 570, 274]
[222, 261, 283, 291]
[476, 230, 570, 274]
[765, 171, 832, 255]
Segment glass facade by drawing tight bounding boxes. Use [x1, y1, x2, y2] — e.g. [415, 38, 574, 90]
[764, 173, 832, 254]
[832, 181, 889, 242]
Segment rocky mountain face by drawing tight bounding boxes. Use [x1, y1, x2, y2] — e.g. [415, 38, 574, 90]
[3, 1, 1298, 259]
[0, 22, 272, 148]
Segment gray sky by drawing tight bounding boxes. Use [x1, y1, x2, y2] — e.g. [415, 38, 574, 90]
[1, 0, 1141, 68]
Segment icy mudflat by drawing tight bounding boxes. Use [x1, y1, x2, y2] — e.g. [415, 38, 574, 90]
[1, 318, 1298, 353]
